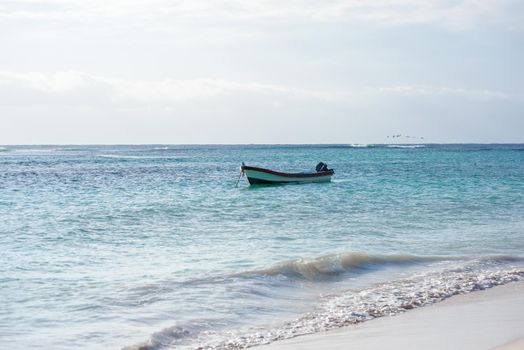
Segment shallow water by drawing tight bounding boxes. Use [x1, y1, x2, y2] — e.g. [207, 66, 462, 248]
[1, 144, 523, 349]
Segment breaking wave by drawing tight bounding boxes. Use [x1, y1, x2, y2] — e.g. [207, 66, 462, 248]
[125, 253, 524, 350]
[238, 253, 523, 282]
[193, 268, 523, 350]
[245, 252, 443, 280]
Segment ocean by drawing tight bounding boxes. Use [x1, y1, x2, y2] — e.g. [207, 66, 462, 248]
[1, 144, 523, 349]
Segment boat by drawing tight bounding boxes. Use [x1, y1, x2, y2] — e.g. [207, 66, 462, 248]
[239, 162, 334, 185]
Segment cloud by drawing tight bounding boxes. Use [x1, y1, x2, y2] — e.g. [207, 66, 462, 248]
[0, 71, 307, 101]
[0, 71, 96, 93]
[372, 85, 512, 101]
[1, 0, 523, 31]
[0, 71, 515, 107]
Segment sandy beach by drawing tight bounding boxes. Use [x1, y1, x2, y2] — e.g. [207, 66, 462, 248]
[259, 281, 524, 350]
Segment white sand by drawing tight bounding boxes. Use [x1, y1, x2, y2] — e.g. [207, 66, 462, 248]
[496, 338, 524, 350]
[258, 281, 524, 350]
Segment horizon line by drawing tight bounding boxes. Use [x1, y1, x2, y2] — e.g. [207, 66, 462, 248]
[2, 142, 523, 146]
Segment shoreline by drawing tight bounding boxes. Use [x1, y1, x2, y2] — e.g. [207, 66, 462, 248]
[257, 281, 524, 350]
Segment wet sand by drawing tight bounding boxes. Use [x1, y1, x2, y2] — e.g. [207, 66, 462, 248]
[259, 281, 524, 350]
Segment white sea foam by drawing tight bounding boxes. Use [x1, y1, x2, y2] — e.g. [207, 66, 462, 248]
[126, 256, 524, 350]
[98, 154, 150, 159]
[10, 148, 61, 153]
[348, 144, 370, 148]
[386, 144, 426, 148]
[97, 154, 185, 160]
[197, 270, 522, 349]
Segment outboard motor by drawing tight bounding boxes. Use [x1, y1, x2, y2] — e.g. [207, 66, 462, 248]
[316, 162, 329, 172]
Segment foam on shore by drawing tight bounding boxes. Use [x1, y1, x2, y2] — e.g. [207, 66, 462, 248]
[127, 259, 524, 350]
[261, 281, 524, 350]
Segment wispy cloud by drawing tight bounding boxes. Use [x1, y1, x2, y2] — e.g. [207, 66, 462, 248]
[372, 85, 512, 101]
[1, 0, 523, 31]
[0, 70, 338, 102]
[0, 70, 515, 106]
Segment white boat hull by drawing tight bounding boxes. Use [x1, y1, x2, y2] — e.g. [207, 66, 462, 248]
[241, 166, 333, 185]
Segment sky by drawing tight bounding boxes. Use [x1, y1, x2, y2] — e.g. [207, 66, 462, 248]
[1, 0, 523, 144]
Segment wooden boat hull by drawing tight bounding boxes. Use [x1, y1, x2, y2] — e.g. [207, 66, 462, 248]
[241, 165, 333, 185]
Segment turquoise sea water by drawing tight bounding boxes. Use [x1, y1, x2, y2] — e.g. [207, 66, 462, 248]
[1, 144, 523, 349]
